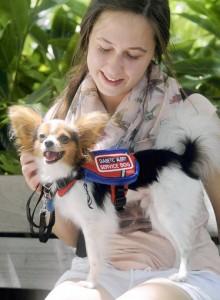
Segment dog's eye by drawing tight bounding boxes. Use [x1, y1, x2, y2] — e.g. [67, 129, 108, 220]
[58, 134, 70, 144]
[39, 133, 46, 142]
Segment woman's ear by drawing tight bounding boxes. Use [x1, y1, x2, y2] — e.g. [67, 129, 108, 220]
[75, 112, 109, 151]
[8, 105, 42, 153]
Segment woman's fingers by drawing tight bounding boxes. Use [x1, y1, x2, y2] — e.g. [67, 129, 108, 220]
[20, 152, 41, 191]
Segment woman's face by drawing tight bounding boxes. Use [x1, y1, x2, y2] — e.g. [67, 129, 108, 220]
[87, 10, 156, 106]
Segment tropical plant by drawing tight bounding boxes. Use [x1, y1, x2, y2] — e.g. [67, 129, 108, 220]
[170, 0, 220, 108]
[0, 0, 89, 174]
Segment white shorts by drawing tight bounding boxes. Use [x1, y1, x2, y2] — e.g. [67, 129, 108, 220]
[56, 257, 220, 300]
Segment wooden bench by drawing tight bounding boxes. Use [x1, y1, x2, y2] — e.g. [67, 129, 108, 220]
[0, 175, 73, 292]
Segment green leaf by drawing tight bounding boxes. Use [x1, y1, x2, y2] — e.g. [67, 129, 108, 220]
[0, 0, 30, 78]
[34, 0, 69, 13]
[182, 0, 220, 26]
[174, 57, 220, 77]
[67, 0, 89, 17]
[51, 6, 77, 60]
[0, 22, 20, 70]
[19, 65, 47, 82]
[51, 7, 76, 38]
[49, 37, 71, 48]
[180, 0, 209, 16]
[62, 32, 80, 71]
[20, 83, 52, 105]
[30, 24, 49, 51]
[0, 151, 21, 175]
[0, 70, 8, 100]
[0, 0, 29, 40]
[179, 13, 220, 38]
[51, 77, 66, 93]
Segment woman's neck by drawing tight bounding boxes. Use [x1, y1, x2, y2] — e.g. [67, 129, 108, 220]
[99, 92, 127, 115]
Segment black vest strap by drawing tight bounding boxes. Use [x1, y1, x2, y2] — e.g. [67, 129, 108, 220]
[76, 230, 87, 257]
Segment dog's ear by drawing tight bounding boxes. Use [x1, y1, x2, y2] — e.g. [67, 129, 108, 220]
[8, 105, 42, 153]
[75, 112, 109, 151]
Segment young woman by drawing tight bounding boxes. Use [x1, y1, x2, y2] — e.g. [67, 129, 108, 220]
[20, 0, 220, 299]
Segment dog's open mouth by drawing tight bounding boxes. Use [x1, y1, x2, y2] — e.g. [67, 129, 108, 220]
[44, 151, 64, 164]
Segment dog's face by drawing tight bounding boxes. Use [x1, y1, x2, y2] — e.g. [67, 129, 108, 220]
[9, 105, 109, 178]
[35, 119, 81, 167]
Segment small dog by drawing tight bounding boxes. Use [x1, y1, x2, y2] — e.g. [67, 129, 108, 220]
[8, 104, 220, 288]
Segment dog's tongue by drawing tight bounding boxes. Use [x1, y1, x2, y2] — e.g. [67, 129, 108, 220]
[44, 151, 59, 161]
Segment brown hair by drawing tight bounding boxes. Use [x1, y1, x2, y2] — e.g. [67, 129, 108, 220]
[54, 0, 171, 119]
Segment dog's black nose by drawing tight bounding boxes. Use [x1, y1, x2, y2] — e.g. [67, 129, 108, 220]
[45, 140, 54, 148]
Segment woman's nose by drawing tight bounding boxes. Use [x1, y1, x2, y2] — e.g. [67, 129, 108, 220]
[107, 53, 123, 76]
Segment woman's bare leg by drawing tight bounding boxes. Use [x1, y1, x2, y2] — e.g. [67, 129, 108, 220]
[45, 280, 114, 300]
[117, 281, 192, 300]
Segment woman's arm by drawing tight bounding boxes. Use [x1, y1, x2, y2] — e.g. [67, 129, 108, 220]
[52, 210, 79, 247]
[204, 171, 220, 241]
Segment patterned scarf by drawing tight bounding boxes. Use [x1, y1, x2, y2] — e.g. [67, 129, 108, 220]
[65, 64, 183, 152]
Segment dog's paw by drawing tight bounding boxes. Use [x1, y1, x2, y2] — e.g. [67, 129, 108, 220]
[77, 280, 96, 289]
[169, 272, 187, 282]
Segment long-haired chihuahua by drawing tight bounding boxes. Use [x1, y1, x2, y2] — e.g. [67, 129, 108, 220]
[8, 103, 220, 288]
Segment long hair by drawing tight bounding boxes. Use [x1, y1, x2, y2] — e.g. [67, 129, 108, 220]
[54, 0, 171, 119]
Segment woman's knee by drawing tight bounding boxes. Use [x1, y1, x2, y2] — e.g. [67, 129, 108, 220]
[45, 281, 113, 300]
[117, 281, 192, 300]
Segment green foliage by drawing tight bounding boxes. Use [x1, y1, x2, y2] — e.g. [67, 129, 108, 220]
[170, 0, 220, 106]
[0, 151, 21, 174]
[0, 0, 219, 174]
[0, 0, 89, 174]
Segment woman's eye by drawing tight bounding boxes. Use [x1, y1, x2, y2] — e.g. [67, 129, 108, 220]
[126, 53, 140, 60]
[98, 46, 111, 53]
[59, 134, 70, 144]
[39, 134, 46, 141]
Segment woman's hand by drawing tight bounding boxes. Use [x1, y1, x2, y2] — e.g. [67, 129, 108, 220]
[20, 152, 41, 191]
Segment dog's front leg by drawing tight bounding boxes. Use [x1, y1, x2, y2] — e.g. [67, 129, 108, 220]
[80, 228, 104, 288]
[78, 201, 118, 289]
[77, 223, 108, 289]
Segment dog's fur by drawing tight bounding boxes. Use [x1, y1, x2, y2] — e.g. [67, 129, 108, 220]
[8, 104, 220, 288]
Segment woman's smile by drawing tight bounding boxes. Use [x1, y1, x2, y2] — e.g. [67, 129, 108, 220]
[100, 71, 124, 86]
